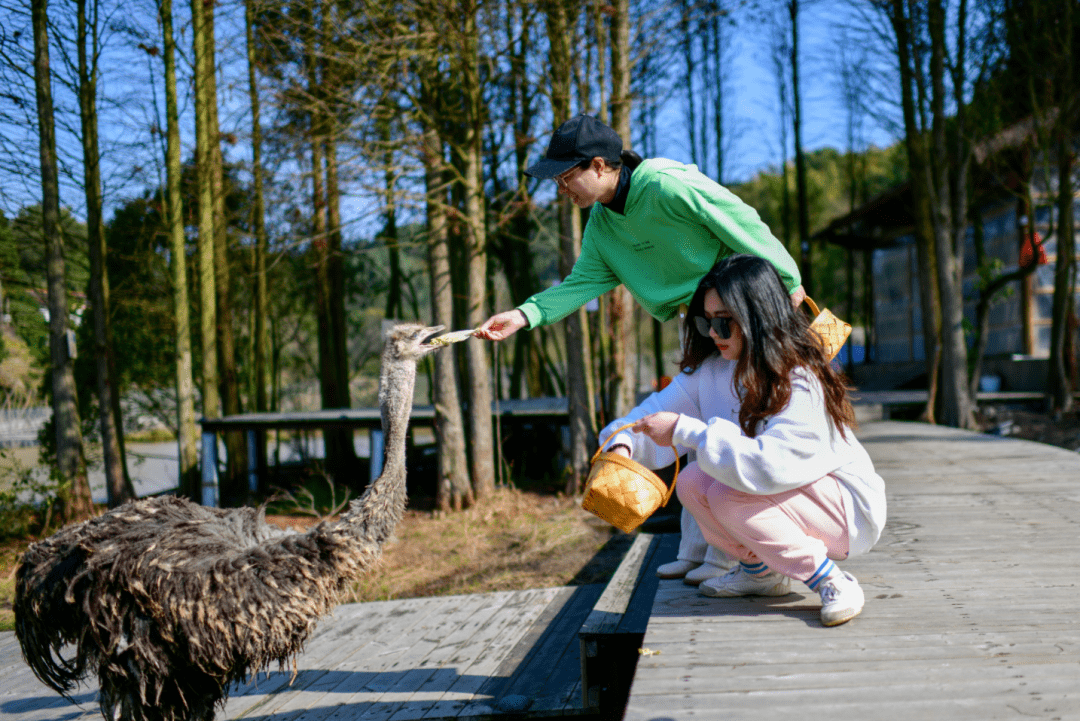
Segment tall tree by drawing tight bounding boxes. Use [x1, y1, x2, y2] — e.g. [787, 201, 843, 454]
[191, 0, 220, 435]
[787, 0, 813, 297]
[608, 0, 636, 420]
[32, 0, 94, 521]
[245, 0, 270, 417]
[159, 0, 199, 501]
[886, 0, 944, 424]
[927, 0, 975, 428]
[456, 0, 495, 500]
[76, 0, 133, 506]
[412, 0, 472, 510]
[1045, 0, 1077, 413]
[304, 0, 355, 486]
[545, 0, 596, 494]
[883, 0, 976, 428]
[422, 117, 473, 510]
[202, 0, 246, 501]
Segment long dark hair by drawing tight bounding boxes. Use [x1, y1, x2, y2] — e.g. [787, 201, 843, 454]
[678, 254, 855, 438]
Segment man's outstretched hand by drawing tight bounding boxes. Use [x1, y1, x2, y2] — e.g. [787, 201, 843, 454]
[474, 309, 528, 341]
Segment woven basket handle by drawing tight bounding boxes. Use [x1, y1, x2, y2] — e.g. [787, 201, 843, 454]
[803, 296, 822, 317]
[594, 423, 680, 506]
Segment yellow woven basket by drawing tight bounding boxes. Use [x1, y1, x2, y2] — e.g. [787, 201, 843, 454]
[805, 297, 852, 361]
[581, 424, 679, 534]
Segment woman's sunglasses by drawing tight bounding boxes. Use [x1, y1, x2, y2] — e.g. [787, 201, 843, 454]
[694, 315, 733, 340]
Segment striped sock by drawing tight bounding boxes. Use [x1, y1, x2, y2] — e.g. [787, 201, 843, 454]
[805, 559, 838, 591]
[740, 561, 770, 576]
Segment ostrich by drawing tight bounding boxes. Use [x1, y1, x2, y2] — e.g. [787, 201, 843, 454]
[15, 323, 448, 721]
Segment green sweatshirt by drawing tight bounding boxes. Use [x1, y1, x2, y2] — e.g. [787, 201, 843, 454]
[517, 158, 801, 327]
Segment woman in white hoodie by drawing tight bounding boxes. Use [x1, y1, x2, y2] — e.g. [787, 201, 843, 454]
[600, 254, 886, 626]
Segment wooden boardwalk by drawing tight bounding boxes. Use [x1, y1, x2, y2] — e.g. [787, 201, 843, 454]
[1, 585, 604, 720]
[624, 420, 1080, 720]
[5, 420, 1080, 720]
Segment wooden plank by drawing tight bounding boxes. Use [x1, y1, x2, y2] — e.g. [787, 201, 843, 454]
[622, 420, 1080, 721]
[0, 630, 20, 656]
[483, 584, 604, 715]
[484, 584, 603, 714]
[225, 596, 452, 719]
[344, 593, 517, 721]
[315, 593, 521, 721]
[414, 588, 563, 719]
[617, 533, 677, 634]
[579, 533, 657, 637]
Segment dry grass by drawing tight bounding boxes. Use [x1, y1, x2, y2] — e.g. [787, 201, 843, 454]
[338, 487, 628, 603]
[0, 488, 630, 632]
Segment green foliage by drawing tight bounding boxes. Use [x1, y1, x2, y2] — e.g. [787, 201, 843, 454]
[729, 143, 910, 319]
[0, 449, 61, 540]
[0, 206, 89, 374]
[266, 472, 354, 519]
[76, 194, 176, 402]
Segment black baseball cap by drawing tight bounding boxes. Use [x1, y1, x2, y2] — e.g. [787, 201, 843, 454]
[525, 114, 623, 179]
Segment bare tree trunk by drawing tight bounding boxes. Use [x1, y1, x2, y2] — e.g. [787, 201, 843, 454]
[324, 130, 356, 471]
[1048, 0, 1076, 413]
[608, 0, 635, 419]
[201, 3, 245, 502]
[1049, 133, 1076, 412]
[412, 1, 473, 507]
[789, 0, 812, 297]
[770, 16, 793, 257]
[246, 0, 269, 417]
[459, 0, 495, 500]
[381, 116, 402, 320]
[76, 0, 132, 506]
[711, 1, 725, 183]
[890, 0, 941, 423]
[191, 0, 220, 429]
[679, 0, 698, 166]
[245, 0, 269, 495]
[503, 0, 544, 400]
[927, 0, 974, 428]
[160, 0, 199, 501]
[32, 0, 93, 522]
[422, 119, 472, 511]
[546, 0, 596, 493]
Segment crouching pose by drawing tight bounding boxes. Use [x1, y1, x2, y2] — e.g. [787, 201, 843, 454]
[600, 254, 886, 626]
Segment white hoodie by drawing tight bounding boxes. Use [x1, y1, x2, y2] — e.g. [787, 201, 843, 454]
[600, 355, 886, 556]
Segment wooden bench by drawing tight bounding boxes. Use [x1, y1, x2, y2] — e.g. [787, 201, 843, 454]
[578, 532, 678, 716]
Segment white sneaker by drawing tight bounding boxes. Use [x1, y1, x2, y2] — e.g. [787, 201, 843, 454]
[818, 571, 865, 626]
[699, 564, 792, 597]
[656, 559, 701, 579]
[683, 561, 732, 586]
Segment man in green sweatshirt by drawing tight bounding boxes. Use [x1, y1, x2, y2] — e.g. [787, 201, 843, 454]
[476, 114, 804, 341]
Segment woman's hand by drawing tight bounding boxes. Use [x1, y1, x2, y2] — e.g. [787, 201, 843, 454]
[791, 284, 807, 309]
[474, 310, 528, 341]
[632, 412, 680, 447]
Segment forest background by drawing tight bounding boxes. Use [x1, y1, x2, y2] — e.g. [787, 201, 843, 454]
[0, 0, 1077, 527]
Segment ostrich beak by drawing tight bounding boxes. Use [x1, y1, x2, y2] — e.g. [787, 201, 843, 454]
[420, 325, 449, 347]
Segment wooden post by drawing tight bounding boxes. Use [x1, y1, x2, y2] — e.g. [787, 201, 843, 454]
[201, 431, 219, 507]
[246, 429, 258, 494]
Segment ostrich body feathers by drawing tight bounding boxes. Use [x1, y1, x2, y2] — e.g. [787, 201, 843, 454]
[14, 323, 445, 721]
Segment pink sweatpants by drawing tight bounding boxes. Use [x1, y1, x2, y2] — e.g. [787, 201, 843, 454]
[675, 461, 850, 582]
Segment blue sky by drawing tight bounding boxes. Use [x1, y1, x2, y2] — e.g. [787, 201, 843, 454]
[0, 1, 901, 238]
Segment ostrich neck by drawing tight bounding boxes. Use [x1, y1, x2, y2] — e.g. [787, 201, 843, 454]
[336, 352, 416, 535]
[377, 359, 416, 477]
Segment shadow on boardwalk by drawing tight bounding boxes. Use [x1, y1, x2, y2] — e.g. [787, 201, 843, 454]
[0, 582, 604, 721]
[625, 420, 1080, 721]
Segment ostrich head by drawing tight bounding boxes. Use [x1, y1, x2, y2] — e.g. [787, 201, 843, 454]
[381, 323, 449, 364]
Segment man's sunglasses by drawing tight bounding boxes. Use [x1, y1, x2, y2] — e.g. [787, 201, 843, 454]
[694, 315, 733, 340]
